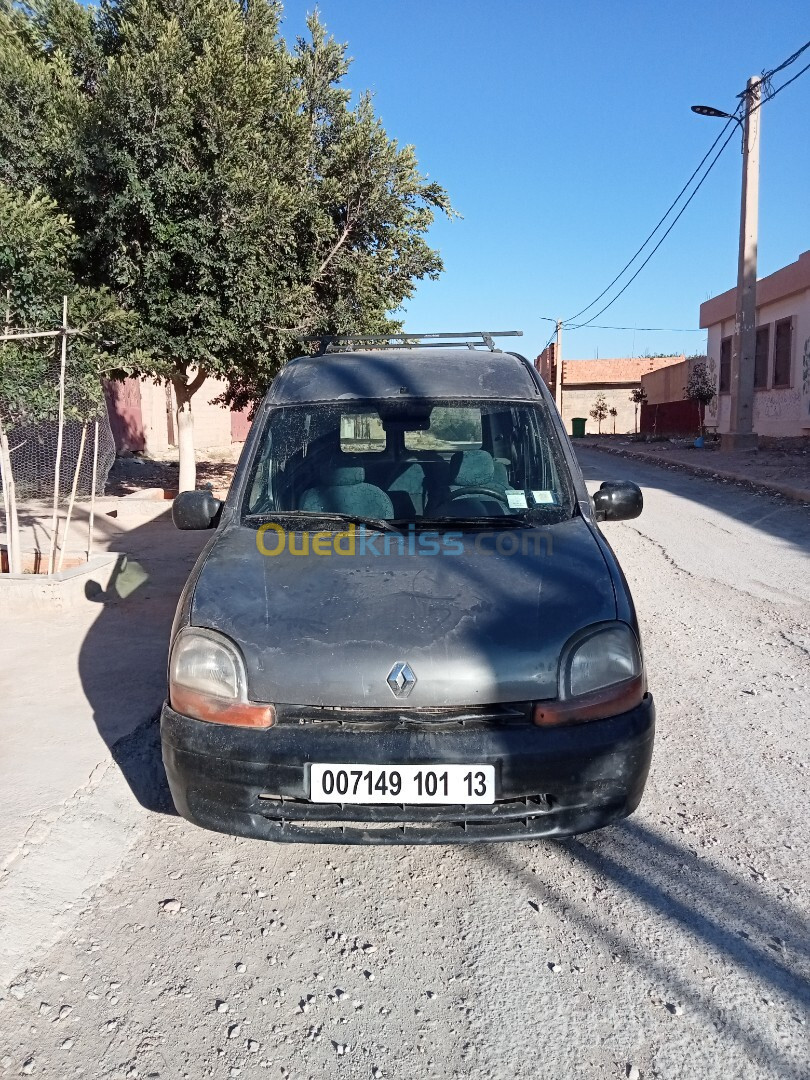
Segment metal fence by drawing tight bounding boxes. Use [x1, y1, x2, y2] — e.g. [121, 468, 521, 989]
[0, 297, 115, 574]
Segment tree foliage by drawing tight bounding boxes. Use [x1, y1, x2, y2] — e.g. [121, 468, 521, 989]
[589, 392, 608, 433]
[685, 361, 716, 406]
[685, 359, 716, 437]
[0, 0, 453, 485]
[68, 0, 453, 408]
[0, 182, 127, 428]
[0, 1, 127, 430]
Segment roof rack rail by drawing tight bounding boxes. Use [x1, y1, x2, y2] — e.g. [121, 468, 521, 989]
[311, 331, 523, 355]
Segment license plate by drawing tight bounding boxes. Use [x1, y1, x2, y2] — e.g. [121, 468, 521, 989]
[309, 763, 495, 805]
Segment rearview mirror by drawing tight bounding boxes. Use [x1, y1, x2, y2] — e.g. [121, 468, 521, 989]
[172, 489, 222, 530]
[592, 481, 643, 522]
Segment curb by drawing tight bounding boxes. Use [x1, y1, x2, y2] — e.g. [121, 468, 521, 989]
[576, 441, 810, 505]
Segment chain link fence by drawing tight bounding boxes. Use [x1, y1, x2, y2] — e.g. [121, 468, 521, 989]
[0, 303, 116, 573]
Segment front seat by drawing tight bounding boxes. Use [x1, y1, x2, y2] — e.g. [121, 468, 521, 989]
[299, 466, 394, 519]
[426, 449, 506, 512]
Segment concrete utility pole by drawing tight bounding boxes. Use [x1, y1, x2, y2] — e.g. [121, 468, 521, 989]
[554, 319, 563, 412]
[725, 76, 761, 450]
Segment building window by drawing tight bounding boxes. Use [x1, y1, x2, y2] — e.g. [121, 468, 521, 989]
[719, 336, 732, 392]
[773, 318, 793, 387]
[754, 325, 770, 389]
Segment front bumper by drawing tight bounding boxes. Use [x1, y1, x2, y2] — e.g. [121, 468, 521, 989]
[161, 695, 655, 844]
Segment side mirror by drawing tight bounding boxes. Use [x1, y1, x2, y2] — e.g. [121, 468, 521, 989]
[172, 489, 223, 530]
[593, 481, 643, 522]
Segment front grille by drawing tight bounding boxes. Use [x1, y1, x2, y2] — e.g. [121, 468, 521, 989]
[274, 702, 533, 731]
[248, 794, 573, 844]
[256, 793, 554, 822]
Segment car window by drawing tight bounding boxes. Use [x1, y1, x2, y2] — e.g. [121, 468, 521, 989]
[340, 413, 386, 452]
[404, 407, 482, 451]
[243, 398, 574, 523]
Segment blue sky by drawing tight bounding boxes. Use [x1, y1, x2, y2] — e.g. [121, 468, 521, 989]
[279, 0, 810, 362]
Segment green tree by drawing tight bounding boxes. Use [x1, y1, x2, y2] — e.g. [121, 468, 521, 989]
[685, 360, 716, 438]
[590, 392, 608, 435]
[629, 386, 647, 434]
[65, 1, 453, 489]
[608, 405, 618, 434]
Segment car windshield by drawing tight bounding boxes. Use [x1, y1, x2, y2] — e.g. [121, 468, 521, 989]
[243, 398, 575, 524]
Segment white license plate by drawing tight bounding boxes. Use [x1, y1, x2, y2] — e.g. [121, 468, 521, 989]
[309, 763, 496, 805]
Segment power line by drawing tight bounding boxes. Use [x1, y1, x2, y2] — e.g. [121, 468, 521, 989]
[538, 327, 556, 355]
[561, 115, 738, 325]
[754, 38, 810, 95]
[562, 40, 809, 331]
[763, 58, 810, 103]
[569, 123, 738, 329]
[538, 317, 703, 332]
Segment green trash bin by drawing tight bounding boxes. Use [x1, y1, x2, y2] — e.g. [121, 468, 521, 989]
[571, 417, 587, 439]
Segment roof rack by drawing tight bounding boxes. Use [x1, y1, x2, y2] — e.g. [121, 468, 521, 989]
[312, 331, 523, 355]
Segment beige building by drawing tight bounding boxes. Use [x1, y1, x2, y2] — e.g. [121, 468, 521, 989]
[555, 356, 685, 436]
[106, 373, 251, 454]
[699, 249, 810, 438]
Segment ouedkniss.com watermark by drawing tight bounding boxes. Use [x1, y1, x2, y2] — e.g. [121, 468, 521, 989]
[255, 521, 553, 558]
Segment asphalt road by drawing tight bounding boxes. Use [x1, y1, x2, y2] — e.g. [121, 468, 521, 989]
[2, 448, 809, 1080]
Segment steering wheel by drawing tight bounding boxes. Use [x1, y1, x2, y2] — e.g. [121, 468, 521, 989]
[446, 485, 508, 503]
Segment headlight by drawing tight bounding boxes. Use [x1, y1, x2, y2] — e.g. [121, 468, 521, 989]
[534, 623, 644, 727]
[565, 625, 641, 697]
[169, 628, 275, 729]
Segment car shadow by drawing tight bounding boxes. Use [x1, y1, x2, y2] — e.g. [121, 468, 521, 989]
[73, 505, 209, 813]
[472, 819, 809, 1077]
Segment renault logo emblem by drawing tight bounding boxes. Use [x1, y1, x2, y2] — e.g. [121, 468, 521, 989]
[387, 661, 417, 698]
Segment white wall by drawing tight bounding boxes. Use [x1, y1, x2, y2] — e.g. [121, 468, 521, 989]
[705, 289, 810, 436]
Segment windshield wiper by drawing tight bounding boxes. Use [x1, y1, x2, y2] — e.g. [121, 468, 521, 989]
[413, 516, 534, 529]
[247, 510, 401, 534]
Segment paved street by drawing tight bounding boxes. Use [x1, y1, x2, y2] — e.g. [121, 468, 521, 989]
[2, 448, 809, 1080]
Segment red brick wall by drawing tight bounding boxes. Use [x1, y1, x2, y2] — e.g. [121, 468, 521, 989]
[640, 399, 700, 437]
[104, 378, 145, 452]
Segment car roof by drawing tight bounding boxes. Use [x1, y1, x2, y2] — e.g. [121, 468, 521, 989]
[266, 348, 542, 405]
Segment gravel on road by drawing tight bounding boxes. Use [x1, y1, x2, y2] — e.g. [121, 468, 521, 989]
[1, 448, 808, 1080]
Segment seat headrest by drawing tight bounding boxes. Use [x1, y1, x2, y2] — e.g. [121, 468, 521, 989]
[328, 466, 365, 486]
[450, 450, 494, 486]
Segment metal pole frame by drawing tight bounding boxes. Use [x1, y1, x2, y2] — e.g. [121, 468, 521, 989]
[48, 297, 69, 575]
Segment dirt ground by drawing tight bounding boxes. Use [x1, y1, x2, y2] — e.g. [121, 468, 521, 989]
[579, 434, 810, 495]
[2, 448, 808, 1079]
[106, 449, 239, 498]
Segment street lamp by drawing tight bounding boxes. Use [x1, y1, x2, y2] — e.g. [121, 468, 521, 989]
[692, 79, 761, 451]
[691, 104, 736, 120]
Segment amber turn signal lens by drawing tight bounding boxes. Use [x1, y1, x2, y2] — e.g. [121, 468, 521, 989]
[170, 685, 276, 729]
[533, 676, 644, 727]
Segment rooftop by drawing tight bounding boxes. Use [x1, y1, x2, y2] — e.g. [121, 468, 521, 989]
[699, 250, 810, 327]
[268, 348, 542, 404]
[562, 355, 685, 387]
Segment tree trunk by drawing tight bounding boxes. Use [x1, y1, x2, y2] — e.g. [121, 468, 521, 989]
[172, 371, 207, 493]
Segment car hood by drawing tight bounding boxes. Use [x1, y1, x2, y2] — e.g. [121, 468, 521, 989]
[190, 517, 617, 707]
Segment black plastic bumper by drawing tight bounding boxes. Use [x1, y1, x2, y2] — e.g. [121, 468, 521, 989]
[161, 696, 654, 844]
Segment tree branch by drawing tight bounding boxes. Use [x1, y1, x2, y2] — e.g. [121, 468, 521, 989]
[314, 205, 357, 282]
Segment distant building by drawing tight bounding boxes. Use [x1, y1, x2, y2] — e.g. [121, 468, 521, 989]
[537, 355, 685, 435]
[639, 356, 704, 437]
[700, 249, 810, 438]
[105, 374, 251, 455]
[535, 342, 557, 394]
